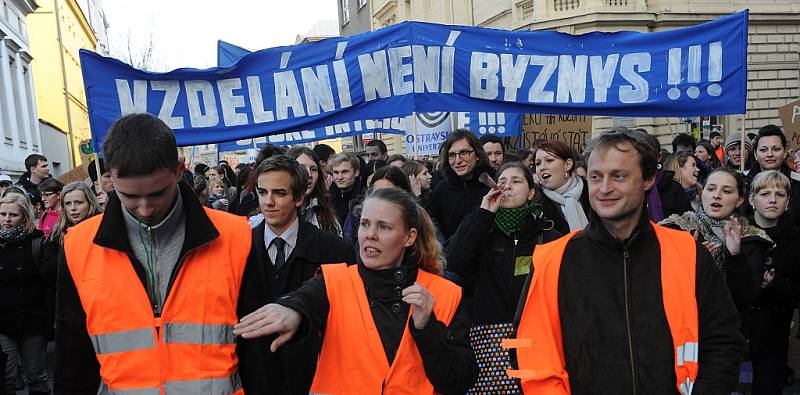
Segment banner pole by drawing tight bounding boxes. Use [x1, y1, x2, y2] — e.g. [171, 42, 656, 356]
[740, 114, 746, 172]
[412, 112, 419, 160]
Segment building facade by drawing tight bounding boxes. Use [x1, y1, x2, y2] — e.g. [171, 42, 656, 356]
[28, 0, 101, 174]
[339, 0, 371, 37]
[370, 0, 800, 147]
[0, 0, 41, 177]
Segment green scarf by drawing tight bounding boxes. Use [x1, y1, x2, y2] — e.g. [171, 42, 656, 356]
[494, 200, 541, 238]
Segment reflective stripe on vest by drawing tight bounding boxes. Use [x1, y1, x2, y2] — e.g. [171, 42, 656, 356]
[64, 208, 250, 393]
[98, 373, 242, 395]
[91, 328, 155, 354]
[504, 224, 700, 394]
[310, 263, 462, 395]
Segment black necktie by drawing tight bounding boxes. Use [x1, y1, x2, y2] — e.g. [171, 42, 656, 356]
[272, 237, 286, 272]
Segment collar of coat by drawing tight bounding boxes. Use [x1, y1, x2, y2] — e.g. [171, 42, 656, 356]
[93, 180, 219, 255]
[252, 219, 324, 265]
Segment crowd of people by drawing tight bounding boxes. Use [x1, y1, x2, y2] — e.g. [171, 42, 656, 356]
[0, 113, 797, 394]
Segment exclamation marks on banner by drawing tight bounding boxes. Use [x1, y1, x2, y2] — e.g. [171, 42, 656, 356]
[666, 41, 722, 100]
[478, 112, 506, 134]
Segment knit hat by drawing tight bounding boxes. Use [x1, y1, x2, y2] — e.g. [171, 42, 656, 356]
[724, 132, 752, 153]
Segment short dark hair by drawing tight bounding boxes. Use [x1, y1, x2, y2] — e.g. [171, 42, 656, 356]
[103, 113, 178, 177]
[386, 154, 407, 165]
[370, 166, 412, 193]
[584, 128, 658, 181]
[255, 144, 287, 167]
[671, 133, 696, 153]
[755, 124, 787, 149]
[366, 140, 387, 154]
[253, 154, 309, 201]
[37, 178, 64, 193]
[313, 144, 336, 162]
[24, 154, 47, 172]
[479, 135, 504, 152]
[709, 131, 721, 139]
[194, 163, 209, 177]
[439, 129, 490, 181]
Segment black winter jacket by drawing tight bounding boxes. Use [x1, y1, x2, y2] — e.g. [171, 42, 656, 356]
[237, 220, 355, 395]
[276, 258, 477, 395]
[519, 210, 744, 394]
[749, 214, 800, 355]
[655, 170, 692, 219]
[329, 181, 363, 228]
[444, 207, 562, 324]
[428, 168, 492, 240]
[54, 182, 269, 395]
[539, 177, 591, 234]
[0, 229, 47, 338]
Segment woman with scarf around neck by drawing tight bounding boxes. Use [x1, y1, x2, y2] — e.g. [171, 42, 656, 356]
[660, 168, 773, 310]
[0, 194, 49, 395]
[445, 162, 562, 393]
[534, 140, 591, 234]
[746, 171, 800, 395]
[287, 146, 342, 236]
[235, 187, 476, 394]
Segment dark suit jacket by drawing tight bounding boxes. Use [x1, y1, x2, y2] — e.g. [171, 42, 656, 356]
[237, 219, 355, 395]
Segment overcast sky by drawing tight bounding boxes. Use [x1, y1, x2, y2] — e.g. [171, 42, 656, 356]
[102, 0, 339, 72]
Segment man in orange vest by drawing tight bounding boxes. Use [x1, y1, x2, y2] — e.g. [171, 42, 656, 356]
[505, 128, 744, 394]
[54, 114, 267, 394]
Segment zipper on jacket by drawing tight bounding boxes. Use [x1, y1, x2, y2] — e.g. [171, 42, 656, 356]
[158, 239, 214, 317]
[622, 246, 637, 395]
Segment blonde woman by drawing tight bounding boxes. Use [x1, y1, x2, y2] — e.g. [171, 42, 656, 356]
[41, 182, 100, 282]
[235, 187, 476, 394]
[0, 194, 49, 395]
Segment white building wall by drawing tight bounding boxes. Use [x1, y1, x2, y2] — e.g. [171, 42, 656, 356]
[0, 0, 40, 176]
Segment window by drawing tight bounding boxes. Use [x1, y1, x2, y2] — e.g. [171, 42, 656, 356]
[341, 0, 350, 24]
[359, 0, 367, 9]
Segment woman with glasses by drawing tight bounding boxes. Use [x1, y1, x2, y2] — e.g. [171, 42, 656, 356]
[36, 178, 64, 239]
[0, 194, 49, 395]
[428, 130, 493, 241]
[534, 140, 591, 233]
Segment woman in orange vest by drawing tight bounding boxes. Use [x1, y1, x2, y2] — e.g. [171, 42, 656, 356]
[235, 187, 477, 394]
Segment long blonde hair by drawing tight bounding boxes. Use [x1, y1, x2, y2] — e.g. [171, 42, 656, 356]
[49, 182, 99, 244]
[0, 194, 36, 235]
[363, 187, 444, 275]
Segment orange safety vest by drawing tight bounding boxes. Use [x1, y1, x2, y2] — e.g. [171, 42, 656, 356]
[310, 263, 462, 395]
[504, 224, 699, 395]
[63, 208, 251, 394]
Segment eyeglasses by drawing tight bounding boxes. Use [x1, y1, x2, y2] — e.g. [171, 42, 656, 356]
[447, 149, 475, 161]
[42, 192, 58, 197]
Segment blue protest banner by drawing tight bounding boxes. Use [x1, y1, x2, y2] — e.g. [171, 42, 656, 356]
[217, 40, 251, 68]
[82, 11, 748, 150]
[217, 41, 408, 149]
[216, 116, 407, 152]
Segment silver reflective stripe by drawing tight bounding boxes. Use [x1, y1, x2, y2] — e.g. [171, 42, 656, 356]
[679, 377, 694, 395]
[676, 342, 699, 366]
[163, 373, 241, 394]
[91, 328, 156, 354]
[162, 322, 236, 345]
[98, 381, 160, 395]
